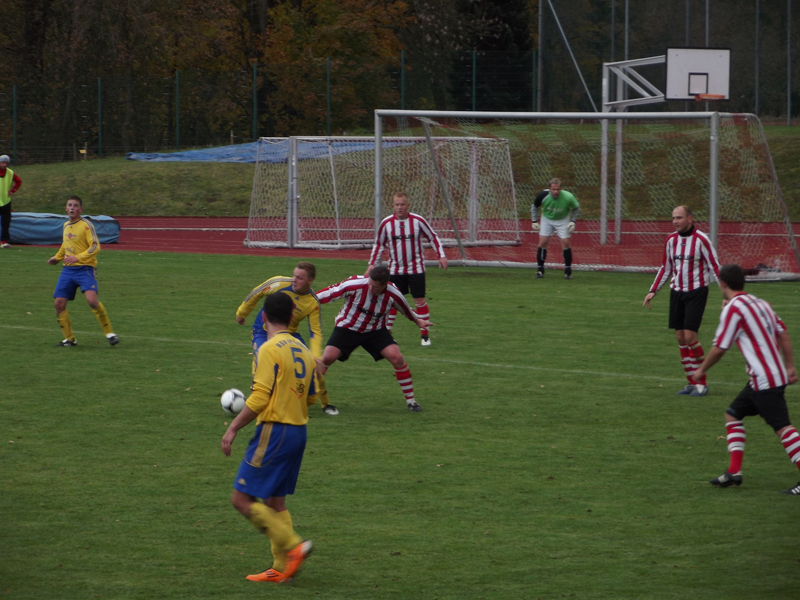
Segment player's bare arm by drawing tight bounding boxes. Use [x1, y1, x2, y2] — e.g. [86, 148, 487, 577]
[63, 255, 79, 266]
[221, 405, 258, 457]
[438, 257, 448, 270]
[778, 330, 799, 384]
[643, 292, 656, 309]
[691, 346, 727, 382]
[47, 256, 61, 265]
[236, 315, 246, 325]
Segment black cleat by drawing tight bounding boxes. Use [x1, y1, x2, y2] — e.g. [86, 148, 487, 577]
[322, 405, 339, 416]
[564, 273, 573, 280]
[107, 334, 120, 346]
[536, 271, 544, 279]
[407, 401, 423, 412]
[780, 481, 800, 495]
[710, 472, 743, 488]
[54, 339, 78, 347]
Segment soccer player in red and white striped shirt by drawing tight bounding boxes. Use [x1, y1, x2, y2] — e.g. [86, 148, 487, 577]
[691, 264, 800, 495]
[315, 266, 432, 412]
[366, 192, 447, 346]
[643, 206, 721, 396]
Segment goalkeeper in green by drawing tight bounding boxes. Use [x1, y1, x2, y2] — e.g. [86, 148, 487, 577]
[531, 178, 580, 279]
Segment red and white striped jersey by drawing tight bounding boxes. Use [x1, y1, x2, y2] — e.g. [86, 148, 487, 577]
[316, 276, 418, 333]
[649, 226, 721, 294]
[713, 292, 789, 390]
[368, 213, 446, 275]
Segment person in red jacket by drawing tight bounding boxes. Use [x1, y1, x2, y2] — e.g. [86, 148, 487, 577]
[0, 154, 22, 248]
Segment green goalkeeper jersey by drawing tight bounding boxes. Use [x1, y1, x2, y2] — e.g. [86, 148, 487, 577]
[541, 190, 579, 221]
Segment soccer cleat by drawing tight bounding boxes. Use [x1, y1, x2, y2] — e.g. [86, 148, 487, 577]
[245, 568, 291, 583]
[106, 333, 120, 346]
[1, 242, 10, 248]
[407, 401, 423, 412]
[676, 384, 695, 395]
[54, 339, 78, 347]
[283, 540, 313, 579]
[536, 271, 544, 279]
[710, 472, 743, 488]
[322, 404, 339, 416]
[564, 273, 572, 280]
[421, 335, 431, 347]
[690, 385, 708, 397]
[780, 482, 800, 495]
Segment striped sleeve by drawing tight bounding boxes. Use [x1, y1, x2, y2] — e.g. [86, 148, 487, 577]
[713, 302, 742, 350]
[649, 235, 674, 294]
[368, 217, 391, 266]
[78, 219, 101, 262]
[236, 277, 288, 320]
[416, 215, 445, 258]
[387, 285, 419, 322]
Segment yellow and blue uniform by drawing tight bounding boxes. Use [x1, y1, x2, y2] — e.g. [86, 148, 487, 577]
[53, 218, 101, 300]
[236, 276, 331, 407]
[234, 332, 318, 499]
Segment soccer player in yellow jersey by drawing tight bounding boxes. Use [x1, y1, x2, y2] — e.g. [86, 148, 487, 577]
[47, 195, 118, 347]
[236, 261, 337, 415]
[222, 293, 316, 584]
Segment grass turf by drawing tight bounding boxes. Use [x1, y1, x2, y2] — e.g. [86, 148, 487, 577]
[1, 249, 799, 599]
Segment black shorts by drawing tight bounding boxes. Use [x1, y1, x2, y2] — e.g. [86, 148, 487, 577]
[325, 326, 396, 362]
[390, 273, 426, 298]
[668, 287, 709, 332]
[726, 384, 791, 432]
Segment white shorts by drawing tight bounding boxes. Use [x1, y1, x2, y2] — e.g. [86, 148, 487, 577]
[540, 215, 571, 238]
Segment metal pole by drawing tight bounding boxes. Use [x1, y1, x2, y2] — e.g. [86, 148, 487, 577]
[789, 0, 793, 125]
[547, 0, 599, 111]
[472, 50, 477, 111]
[709, 111, 720, 247]
[755, 0, 760, 115]
[600, 64, 609, 245]
[175, 70, 180, 150]
[374, 112, 383, 236]
[401, 50, 406, 110]
[97, 77, 102, 158]
[532, 50, 537, 112]
[537, 0, 543, 111]
[326, 57, 332, 136]
[685, 0, 690, 111]
[624, 0, 629, 100]
[288, 136, 298, 247]
[611, 0, 615, 63]
[252, 62, 258, 141]
[615, 119, 623, 244]
[12, 85, 16, 164]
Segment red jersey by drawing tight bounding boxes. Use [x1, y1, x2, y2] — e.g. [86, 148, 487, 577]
[368, 213, 445, 275]
[316, 276, 418, 332]
[713, 292, 789, 391]
[649, 226, 721, 294]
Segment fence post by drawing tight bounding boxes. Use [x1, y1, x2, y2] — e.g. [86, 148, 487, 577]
[472, 50, 477, 111]
[401, 49, 406, 110]
[326, 57, 331, 136]
[175, 70, 180, 150]
[755, 0, 760, 115]
[787, 0, 792, 125]
[12, 84, 16, 164]
[252, 62, 258, 141]
[98, 77, 103, 158]
[532, 50, 537, 111]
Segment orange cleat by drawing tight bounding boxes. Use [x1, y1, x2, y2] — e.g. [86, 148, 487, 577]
[282, 540, 313, 579]
[245, 568, 291, 583]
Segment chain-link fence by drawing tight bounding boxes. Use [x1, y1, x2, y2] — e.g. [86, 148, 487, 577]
[0, 1, 796, 165]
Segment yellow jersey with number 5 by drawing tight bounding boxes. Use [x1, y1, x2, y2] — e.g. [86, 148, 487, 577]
[246, 331, 318, 426]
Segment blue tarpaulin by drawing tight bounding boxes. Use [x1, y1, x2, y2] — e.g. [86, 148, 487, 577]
[125, 140, 413, 163]
[9, 213, 120, 245]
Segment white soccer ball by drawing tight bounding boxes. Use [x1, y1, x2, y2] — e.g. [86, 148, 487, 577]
[220, 388, 246, 416]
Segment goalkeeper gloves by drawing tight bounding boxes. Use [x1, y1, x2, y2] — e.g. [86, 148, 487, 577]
[531, 221, 540, 232]
[567, 221, 575, 234]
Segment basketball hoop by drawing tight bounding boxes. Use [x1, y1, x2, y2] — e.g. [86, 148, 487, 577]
[694, 93, 725, 102]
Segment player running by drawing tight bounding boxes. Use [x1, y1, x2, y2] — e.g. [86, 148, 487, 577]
[365, 191, 447, 346]
[691, 264, 800, 495]
[643, 205, 721, 396]
[47, 195, 119, 347]
[315, 266, 431, 412]
[235, 262, 337, 415]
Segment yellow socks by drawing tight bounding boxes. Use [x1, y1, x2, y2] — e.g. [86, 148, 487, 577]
[57, 311, 75, 342]
[317, 372, 330, 407]
[92, 302, 114, 335]
[247, 504, 302, 555]
[269, 510, 294, 572]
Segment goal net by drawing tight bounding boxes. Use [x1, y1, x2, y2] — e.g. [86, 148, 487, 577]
[374, 110, 800, 278]
[245, 136, 519, 251]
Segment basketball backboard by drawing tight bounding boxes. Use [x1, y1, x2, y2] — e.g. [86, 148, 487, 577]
[665, 48, 731, 100]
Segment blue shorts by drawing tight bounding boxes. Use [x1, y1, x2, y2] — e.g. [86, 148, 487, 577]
[233, 422, 307, 499]
[53, 266, 98, 300]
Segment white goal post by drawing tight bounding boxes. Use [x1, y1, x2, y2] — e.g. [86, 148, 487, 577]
[374, 110, 800, 278]
[244, 135, 519, 251]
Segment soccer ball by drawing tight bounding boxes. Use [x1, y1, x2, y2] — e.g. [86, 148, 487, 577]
[220, 388, 246, 416]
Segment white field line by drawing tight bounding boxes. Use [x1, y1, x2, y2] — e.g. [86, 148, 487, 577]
[3, 324, 742, 387]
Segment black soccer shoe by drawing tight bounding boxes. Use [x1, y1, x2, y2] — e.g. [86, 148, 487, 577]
[107, 334, 120, 346]
[710, 472, 743, 488]
[54, 339, 78, 347]
[407, 401, 423, 412]
[780, 482, 800, 495]
[536, 271, 544, 279]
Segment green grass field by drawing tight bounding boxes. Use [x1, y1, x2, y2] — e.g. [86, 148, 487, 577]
[2, 249, 799, 599]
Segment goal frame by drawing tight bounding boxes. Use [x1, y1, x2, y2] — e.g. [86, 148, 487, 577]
[374, 109, 800, 274]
